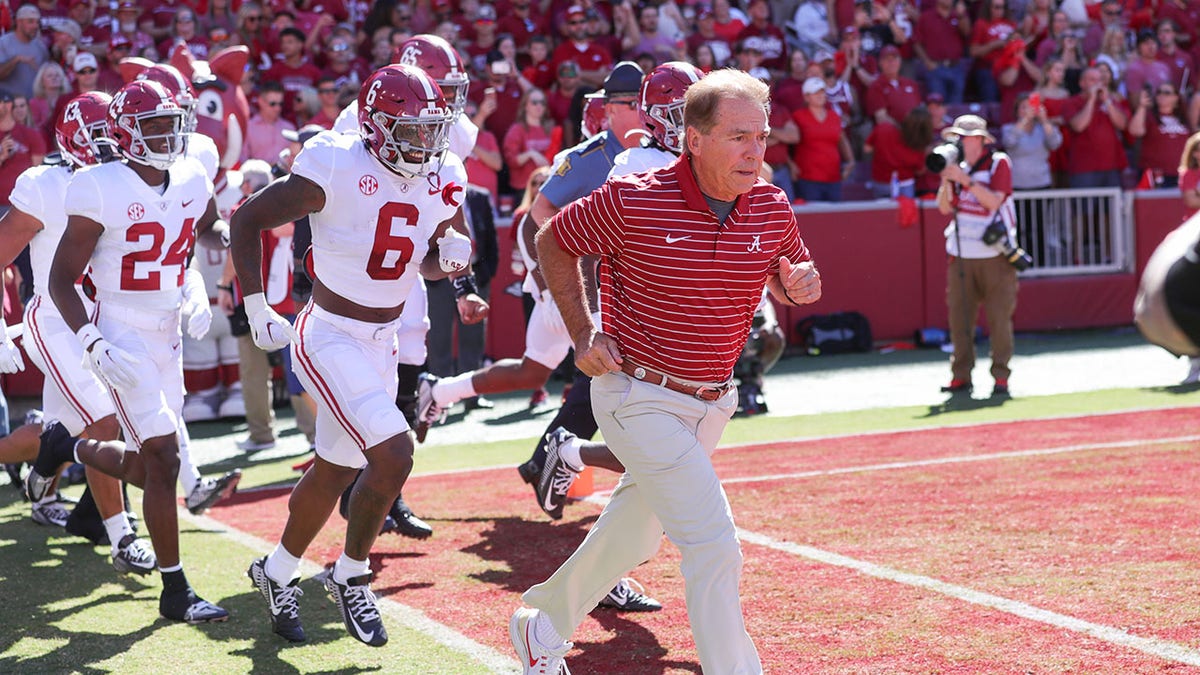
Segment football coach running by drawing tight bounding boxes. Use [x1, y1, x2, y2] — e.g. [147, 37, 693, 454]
[510, 68, 822, 674]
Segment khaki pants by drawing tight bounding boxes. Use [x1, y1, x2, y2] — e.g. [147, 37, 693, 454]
[523, 371, 760, 674]
[236, 334, 275, 444]
[946, 255, 1018, 383]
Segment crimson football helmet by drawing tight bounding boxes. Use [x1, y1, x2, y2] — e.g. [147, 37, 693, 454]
[391, 34, 470, 118]
[582, 96, 608, 139]
[56, 91, 114, 167]
[639, 61, 704, 154]
[358, 64, 453, 178]
[136, 63, 198, 133]
[108, 80, 187, 170]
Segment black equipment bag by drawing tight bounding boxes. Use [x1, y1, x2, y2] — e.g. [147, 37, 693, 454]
[795, 312, 873, 354]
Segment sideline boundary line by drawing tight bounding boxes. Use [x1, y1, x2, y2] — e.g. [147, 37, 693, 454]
[180, 509, 520, 674]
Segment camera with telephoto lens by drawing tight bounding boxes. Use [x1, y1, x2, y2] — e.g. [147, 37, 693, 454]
[982, 221, 1033, 271]
[925, 141, 962, 173]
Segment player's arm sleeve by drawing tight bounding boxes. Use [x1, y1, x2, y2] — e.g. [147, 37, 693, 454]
[64, 170, 103, 222]
[9, 169, 45, 223]
[551, 180, 625, 257]
[289, 133, 337, 197]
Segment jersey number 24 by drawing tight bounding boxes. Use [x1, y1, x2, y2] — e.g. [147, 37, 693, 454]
[120, 219, 196, 291]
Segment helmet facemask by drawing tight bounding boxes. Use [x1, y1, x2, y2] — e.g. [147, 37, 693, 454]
[648, 99, 686, 154]
[437, 73, 469, 120]
[119, 109, 188, 170]
[364, 106, 452, 178]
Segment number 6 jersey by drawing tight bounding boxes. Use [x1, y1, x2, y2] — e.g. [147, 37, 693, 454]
[290, 130, 464, 309]
[65, 156, 213, 311]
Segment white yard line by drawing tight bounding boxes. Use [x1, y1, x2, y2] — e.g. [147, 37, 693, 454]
[181, 510, 520, 674]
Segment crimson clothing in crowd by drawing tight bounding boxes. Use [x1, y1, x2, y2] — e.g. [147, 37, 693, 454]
[1139, 115, 1191, 178]
[503, 123, 557, 192]
[498, 10, 548, 48]
[1158, 49, 1195, 93]
[865, 76, 922, 123]
[547, 86, 577, 127]
[914, 8, 968, 64]
[866, 121, 925, 183]
[764, 104, 791, 168]
[158, 35, 211, 60]
[791, 107, 843, 183]
[262, 57, 322, 118]
[711, 16, 746, 44]
[970, 18, 1016, 69]
[551, 40, 612, 79]
[465, 128, 500, 198]
[472, 78, 525, 142]
[0, 124, 46, 207]
[524, 59, 555, 90]
[1181, 168, 1200, 218]
[1059, 94, 1128, 174]
[735, 24, 787, 72]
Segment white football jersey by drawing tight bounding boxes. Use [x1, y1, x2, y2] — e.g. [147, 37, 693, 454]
[291, 130, 462, 309]
[186, 132, 220, 184]
[66, 156, 214, 311]
[608, 144, 676, 180]
[333, 102, 477, 159]
[10, 163, 73, 298]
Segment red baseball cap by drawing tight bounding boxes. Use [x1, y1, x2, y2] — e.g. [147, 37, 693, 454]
[879, 44, 901, 58]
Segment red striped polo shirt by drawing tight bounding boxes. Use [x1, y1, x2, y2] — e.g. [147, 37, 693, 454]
[552, 153, 809, 383]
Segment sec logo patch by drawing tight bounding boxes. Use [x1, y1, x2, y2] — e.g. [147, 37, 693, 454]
[359, 175, 379, 195]
[128, 203, 145, 220]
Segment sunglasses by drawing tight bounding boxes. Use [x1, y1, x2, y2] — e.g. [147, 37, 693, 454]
[567, 19, 585, 25]
[529, 99, 546, 105]
[77, 67, 96, 74]
[245, 15, 262, 23]
[319, 87, 337, 94]
[264, 100, 282, 107]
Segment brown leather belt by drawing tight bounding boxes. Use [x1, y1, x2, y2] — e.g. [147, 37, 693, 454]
[620, 361, 733, 402]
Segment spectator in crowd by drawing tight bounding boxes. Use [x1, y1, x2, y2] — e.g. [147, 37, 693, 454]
[837, 25, 878, 101]
[499, 0, 547, 49]
[60, 53, 100, 121]
[552, 5, 613, 89]
[1003, 90, 1060, 187]
[159, 7, 210, 60]
[734, 37, 770, 82]
[788, 0, 835, 57]
[1124, 30, 1171, 101]
[995, 35, 1043, 124]
[111, 2, 157, 60]
[1129, 82, 1192, 189]
[141, 0, 190, 43]
[1033, 10, 1072, 66]
[1082, 0, 1124, 59]
[1155, 20, 1193, 94]
[11, 94, 31, 128]
[693, 42, 719, 73]
[618, 0, 684, 63]
[773, 48, 811, 112]
[1093, 25, 1129, 93]
[1019, 0, 1053, 54]
[203, 0, 239, 37]
[1095, 60, 1126, 109]
[852, 0, 904, 58]
[464, 97, 503, 197]
[474, 51, 527, 141]
[968, 0, 1016, 103]
[866, 44, 921, 127]
[816, 49, 859, 133]
[912, 0, 968, 104]
[766, 95, 799, 202]
[305, 76, 341, 128]
[242, 81, 295, 162]
[48, 20, 81, 71]
[927, 91, 952, 132]
[1003, 91, 1063, 263]
[503, 88, 558, 199]
[710, 0, 748, 44]
[523, 35, 555, 90]
[0, 5, 50, 100]
[236, 2, 270, 71]
[736, 0, 787, 75]
[320, 35, 369, 94]
[548, 60, 583, 129]
[0, 89, 47, 220]
[97, 35, 128, 93]
[29, 61, 67, 137]
[865, 104, 933, 198]
[290, 85, 318, 127]
[583, 6, 621, 62]
[262, 27, 322, 120]
[465, 5, 501, 76]
[1048, 30, 1086, 94]
[791, 76, 854, 202]
[70, 0, 105, 57]
[1037, 57, 1072, 102]
[687, 5, 733, 69]
[1063, 66, 1128, 189]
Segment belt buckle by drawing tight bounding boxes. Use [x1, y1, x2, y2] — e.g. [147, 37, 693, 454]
[372, 324, 391, 341]
[693, 385, 720, 401]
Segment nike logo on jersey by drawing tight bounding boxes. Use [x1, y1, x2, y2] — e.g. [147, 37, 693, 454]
[182, 199, 195, 208]
[665, 234, 691, 244]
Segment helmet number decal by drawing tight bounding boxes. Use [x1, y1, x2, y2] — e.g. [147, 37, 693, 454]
[364, 79, 384, 107]
[365, 201, 419, 280]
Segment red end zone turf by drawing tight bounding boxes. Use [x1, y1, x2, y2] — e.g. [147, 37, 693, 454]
[208, 407, 1200, 673]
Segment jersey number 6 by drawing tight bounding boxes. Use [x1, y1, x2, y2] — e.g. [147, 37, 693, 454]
[366, 202, 419, 280]
[120, 218, 197, 291]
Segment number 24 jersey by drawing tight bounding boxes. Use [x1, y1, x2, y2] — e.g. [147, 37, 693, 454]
[65, 156, 213, 312]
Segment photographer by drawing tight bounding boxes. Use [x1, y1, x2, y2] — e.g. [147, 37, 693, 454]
[934, 114, 1020, 397]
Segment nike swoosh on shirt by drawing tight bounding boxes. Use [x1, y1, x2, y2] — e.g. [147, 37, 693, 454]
[665, 234, 691, 244]
[182, 199, 195, 207]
